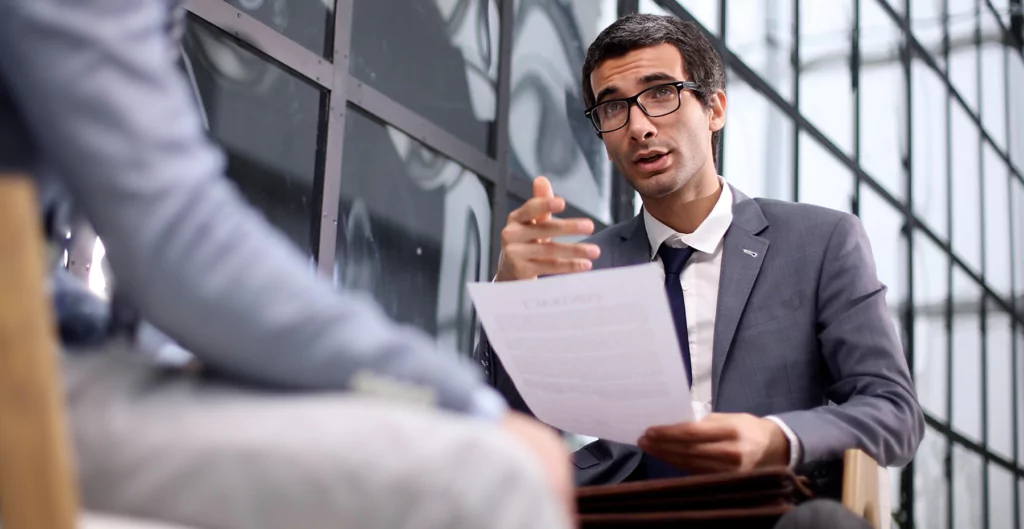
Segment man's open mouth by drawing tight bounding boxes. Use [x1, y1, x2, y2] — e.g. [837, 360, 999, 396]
[634, 151, 670, 167]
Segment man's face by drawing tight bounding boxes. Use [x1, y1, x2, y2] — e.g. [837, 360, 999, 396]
[589, 43, 725, 199]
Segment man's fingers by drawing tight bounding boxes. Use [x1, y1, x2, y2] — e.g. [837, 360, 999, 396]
[534, 176, 555, 199]
[496, 177, 598, 282]
[503, 217, 596, 244]
[644, 421, 737, 443]
[508, 196, 567, 225]
[655, 452, 734, 474]
[504, 254, 594, 277]
[640, 445, 724, 474]
[639, 441, 741, 472]
[508, 241, 600, 261]
[642, 440, 737, 462]
[533, 176, 556, 223]
[533, 258, 594, 275]
[525, 218, 595, 241]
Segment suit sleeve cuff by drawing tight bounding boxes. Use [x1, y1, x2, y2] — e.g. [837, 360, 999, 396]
[766, 415, 803, 469]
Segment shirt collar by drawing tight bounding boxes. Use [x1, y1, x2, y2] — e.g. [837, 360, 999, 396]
[643, 178, 734, 259]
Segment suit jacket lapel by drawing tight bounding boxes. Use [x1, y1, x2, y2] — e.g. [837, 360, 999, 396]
[611, 193, 770, 403]
[711, 189, 769, 403]
[610, 213, 652, 268]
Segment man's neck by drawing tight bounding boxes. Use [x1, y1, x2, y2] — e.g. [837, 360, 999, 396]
[642, 173, 723, 235]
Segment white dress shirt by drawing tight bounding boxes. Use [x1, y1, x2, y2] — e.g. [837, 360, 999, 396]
[643, 179, 802, 468]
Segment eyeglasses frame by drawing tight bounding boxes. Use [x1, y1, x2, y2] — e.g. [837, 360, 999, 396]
[583, 81, 703, 136]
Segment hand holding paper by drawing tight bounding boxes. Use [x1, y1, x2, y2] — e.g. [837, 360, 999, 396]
[468, 263, 695, 445]
[638, 413, 791, 473]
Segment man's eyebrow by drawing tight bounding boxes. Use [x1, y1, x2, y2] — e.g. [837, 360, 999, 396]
[594, 72, 681, 104]
[638, 72, 679, 85]
[594, 85, 621, 104]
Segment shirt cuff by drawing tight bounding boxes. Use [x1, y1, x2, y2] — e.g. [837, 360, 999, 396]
[765, 415, 802, 469]
[467, 386, 509, 423]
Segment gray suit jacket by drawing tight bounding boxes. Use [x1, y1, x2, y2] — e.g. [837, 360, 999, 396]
[477, 186, 924, 494]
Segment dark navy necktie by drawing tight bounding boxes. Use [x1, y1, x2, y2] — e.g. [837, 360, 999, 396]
[658, 243, 696, 388]
[642, 243, 696, 480]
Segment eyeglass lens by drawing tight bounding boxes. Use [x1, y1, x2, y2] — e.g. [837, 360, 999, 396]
[591, 84, 681, 132]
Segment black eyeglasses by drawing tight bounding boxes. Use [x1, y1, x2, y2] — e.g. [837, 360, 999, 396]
[584, 81, 702, 134]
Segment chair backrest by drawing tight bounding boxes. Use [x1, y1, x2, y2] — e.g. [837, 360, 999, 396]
[0, 173, 79, 529]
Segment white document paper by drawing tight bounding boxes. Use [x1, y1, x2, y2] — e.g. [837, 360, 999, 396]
[467, 263, 694, 445]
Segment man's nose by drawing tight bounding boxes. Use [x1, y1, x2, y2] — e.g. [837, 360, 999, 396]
[627, 104, 657, 142]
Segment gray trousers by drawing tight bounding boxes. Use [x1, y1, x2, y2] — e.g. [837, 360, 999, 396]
[63, 345, 569, 529]
[773, 500, 874, 529]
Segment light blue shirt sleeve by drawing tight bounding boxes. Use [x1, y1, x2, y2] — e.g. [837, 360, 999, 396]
[0, 0, 505, 420]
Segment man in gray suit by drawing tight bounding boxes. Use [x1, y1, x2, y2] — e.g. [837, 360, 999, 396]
[478, 13, 923, 495]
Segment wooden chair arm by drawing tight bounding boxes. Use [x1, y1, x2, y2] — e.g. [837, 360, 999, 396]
[842, 448, 885, 529]
[0, 174, 79, 529]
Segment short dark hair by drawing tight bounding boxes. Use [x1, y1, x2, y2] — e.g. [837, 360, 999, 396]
[581, 14, 726, 165]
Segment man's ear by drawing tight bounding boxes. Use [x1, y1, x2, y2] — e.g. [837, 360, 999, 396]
[708, 89, 727, 132]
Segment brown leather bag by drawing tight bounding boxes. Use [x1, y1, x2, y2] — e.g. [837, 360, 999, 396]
[576, 468, 814, 528]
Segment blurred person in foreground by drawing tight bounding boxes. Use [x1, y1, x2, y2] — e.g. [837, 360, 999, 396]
[0, 0, 574, 528]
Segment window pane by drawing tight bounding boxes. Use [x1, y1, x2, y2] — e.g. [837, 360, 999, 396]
[727, 0, 793, 99]
[799, 132, 854, 213]
[1020, 477, 1024, 529]
[860, 184, 907, 343]
[887, 467, 901, 522]
[987, 306, 1014, 460]
[914, 231, 949, 421]
[335, 107, 493, 357]
[799, 0, 854, 154]
[990, 0, 1011, 27]
[1018, 327, 1024, 461]
[912, 60, 949, 239]
[223, 0, 334, 57]
[509, 0, 616, 223]
[640, 0, 720, 34]
[951, 104, 982, 273]
[1014, 180, 1024, 310]
[984, 144, 1013, 299]
[914, 426, 949, 529]
[952, 266, 983, 442]
[183, 17, 323, 257]
[882, 0, 904, 14]
[952, 444, 985, 529]
[722, 73, 794, 201]
[859, 0, 906, 201]
[1010, 54, 1024, 172]
[351, 0, 500, 154]
[911, 0, 945, 68]
[639, 0, 671, 17]
[980, 10, 1007, 150]
[989, 463, 1016, 529]
[947, 0, 979, 114]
